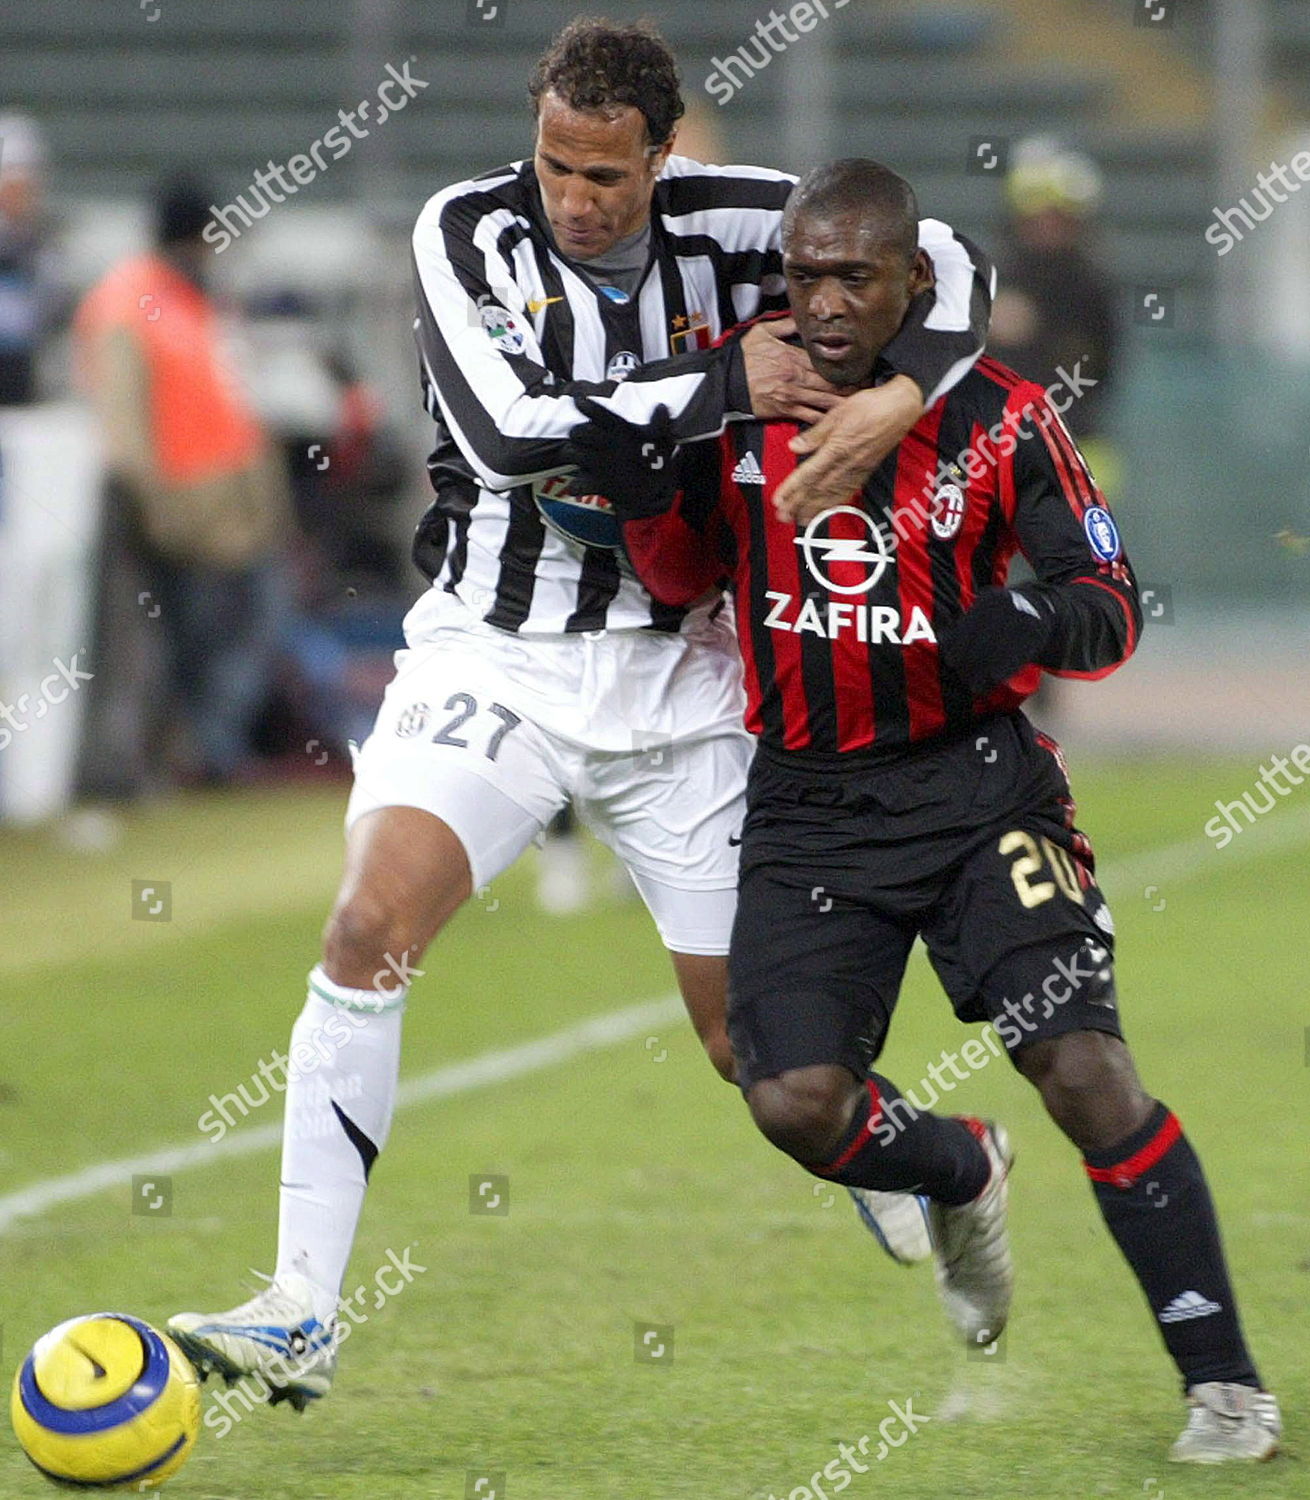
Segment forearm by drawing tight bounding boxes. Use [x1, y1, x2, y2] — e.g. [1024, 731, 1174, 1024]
[422, 331, 742, 492]
[1029, 573, 1141, 679]
[621, 502, 722, 607]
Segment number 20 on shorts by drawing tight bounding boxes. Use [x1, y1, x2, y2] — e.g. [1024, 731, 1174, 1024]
[998, 829, 1086, 909]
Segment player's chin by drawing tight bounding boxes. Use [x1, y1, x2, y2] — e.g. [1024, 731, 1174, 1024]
[554, 224, 611, 257]
[811, 354, 867, 390]
[801, 338, 862, 384]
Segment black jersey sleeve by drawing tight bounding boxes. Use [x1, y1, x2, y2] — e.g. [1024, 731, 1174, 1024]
[1004, 385, 1141, 679]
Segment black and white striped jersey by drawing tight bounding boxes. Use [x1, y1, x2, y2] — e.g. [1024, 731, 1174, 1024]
[411, 154, 994, 636]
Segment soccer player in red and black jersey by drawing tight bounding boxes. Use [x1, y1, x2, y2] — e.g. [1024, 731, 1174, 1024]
[564, 159, 1280, 1464]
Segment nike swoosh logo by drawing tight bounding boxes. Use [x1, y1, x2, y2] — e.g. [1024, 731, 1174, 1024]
[527, 295, 564, 314]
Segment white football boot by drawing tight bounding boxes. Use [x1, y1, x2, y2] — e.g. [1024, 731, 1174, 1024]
[927, 1118, 1015, 1347]
[168, 1271, 337, 1411]
[1169, 1382, 1281, 1463]
[846, 1187, 934, 1264]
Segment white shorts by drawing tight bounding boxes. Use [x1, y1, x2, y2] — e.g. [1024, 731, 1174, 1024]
[346, 589, 752, 954]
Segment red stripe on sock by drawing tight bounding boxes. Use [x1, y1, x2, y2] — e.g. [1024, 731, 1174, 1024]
[816, 1078, 883, 1178]
[1084, 1111, 1182, 1188]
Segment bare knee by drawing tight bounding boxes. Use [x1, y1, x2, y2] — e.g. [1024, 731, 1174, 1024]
[746, 1066, 861, 1165]
[322, 807, 471, 989]
[1014, 1031, 1152, 1152]
[322, 894, 425, 990]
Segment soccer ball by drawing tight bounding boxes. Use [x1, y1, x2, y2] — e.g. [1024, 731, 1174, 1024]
[10, 1313, 201, 1490]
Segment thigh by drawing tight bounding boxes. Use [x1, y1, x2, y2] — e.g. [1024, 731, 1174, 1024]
[727, 863, 916, 1092]
[347, 638, 568, 891]
[575, 726, 752, 953]
[923, 807, 1123, 1052]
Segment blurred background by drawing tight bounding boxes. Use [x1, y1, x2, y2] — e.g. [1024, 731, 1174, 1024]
[0, 0, 1306, 838]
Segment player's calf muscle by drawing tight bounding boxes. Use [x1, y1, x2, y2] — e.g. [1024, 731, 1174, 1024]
[1015, 1032, 1152, 1152]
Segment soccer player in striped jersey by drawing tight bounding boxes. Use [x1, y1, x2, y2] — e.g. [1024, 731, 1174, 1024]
[567, 158, 1280, 1465]
[168, 21, 989, 1401]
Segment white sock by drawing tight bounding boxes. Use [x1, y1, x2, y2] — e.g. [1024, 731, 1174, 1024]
[275, 964, 406, 1319]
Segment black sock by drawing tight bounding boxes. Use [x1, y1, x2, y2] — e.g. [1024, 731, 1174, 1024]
[1084, 1101, 1259, 1390]
[813, 1074, 990, 1205]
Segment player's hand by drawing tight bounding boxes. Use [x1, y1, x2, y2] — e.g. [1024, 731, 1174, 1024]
[772, 374, 926, 526]
[938, 585, 1057, 694]
[563, 397, 680, 520]
[740, 317, 846, 424]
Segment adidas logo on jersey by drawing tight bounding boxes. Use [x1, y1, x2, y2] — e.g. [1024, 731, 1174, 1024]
[1159, 1291, 1222, 1324]
[731, 452, 765, 486]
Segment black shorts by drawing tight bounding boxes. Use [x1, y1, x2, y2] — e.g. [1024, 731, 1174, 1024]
[727, 713, 1124, 1091]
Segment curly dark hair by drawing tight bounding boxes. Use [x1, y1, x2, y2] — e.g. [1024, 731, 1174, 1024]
[529, 17, 685, 147]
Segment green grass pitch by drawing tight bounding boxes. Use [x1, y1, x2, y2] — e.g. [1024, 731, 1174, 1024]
[0, 754, 1306, 1499]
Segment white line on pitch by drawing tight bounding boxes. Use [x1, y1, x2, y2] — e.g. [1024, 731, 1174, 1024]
[2, 802, 1307, 1237]
[0, 996, 682, 1236]
[1096, 802, 1310, 896]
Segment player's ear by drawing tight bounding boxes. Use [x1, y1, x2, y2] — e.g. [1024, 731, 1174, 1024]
[907, 247, 934, 297]
[647, 133, 675, 177]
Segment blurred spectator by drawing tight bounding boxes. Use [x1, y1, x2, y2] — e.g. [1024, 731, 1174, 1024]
[991, 138, 1122, 722]
[240, 291, 411, 760]
[73, 175, 293, 794]
[990, 136, 1120, 468]
[243, 293, 407, 600]
[0, 113, 63, 405]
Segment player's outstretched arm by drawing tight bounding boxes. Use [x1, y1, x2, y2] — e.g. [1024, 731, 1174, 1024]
[413, 183, 746, 492]
[774, 222, 995, 526]
[939, 388, 1142, 694]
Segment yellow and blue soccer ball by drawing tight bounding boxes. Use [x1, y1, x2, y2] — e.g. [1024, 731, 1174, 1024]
[10, 1313, 200, 1490]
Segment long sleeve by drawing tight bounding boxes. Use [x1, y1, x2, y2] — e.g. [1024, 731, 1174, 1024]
[1004, 385, 1141, 679]
[880, 221, 995, 406]
[620, 439, 726, 606]
[411, 183, 743, 493]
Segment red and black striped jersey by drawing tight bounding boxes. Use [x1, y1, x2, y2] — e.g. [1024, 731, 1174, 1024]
[410, 157, 992, 636]
[624, 352, 1141, 760]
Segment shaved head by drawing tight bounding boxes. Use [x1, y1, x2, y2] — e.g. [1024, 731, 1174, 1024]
[782, 158, 931, 387]
[783, 158, 919, 268]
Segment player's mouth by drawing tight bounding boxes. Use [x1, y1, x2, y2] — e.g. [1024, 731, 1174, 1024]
[810, 332, 855, 359]
[554, 222, 607, 254]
